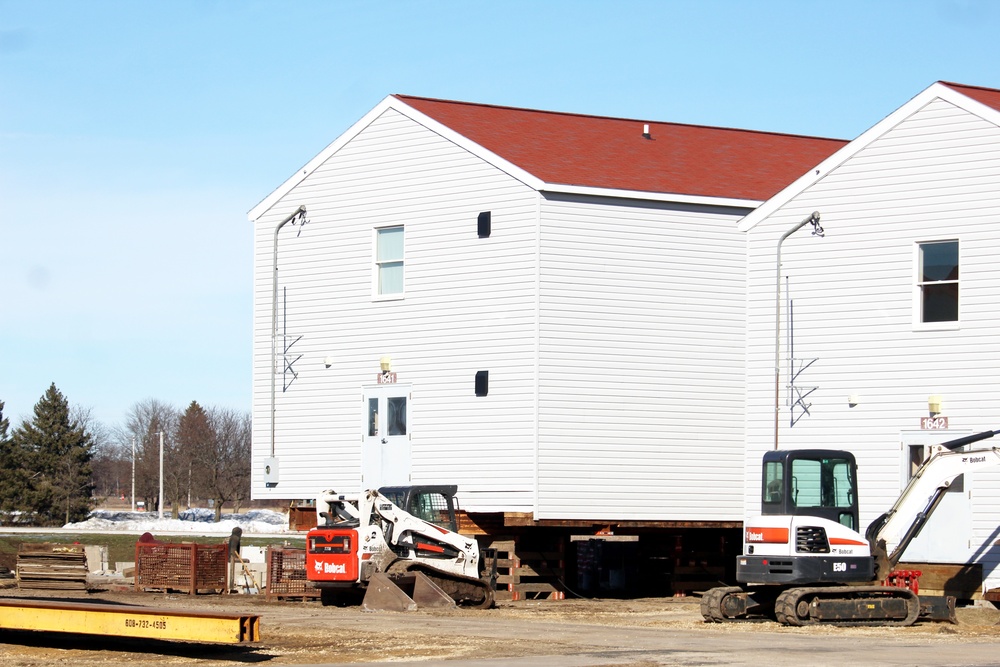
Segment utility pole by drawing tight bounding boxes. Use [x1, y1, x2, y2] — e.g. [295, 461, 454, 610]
[131, 436, 136, 512]
[158, 431, 165, 520]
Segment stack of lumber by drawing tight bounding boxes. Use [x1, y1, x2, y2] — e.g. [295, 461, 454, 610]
[17, 543, 89, 590]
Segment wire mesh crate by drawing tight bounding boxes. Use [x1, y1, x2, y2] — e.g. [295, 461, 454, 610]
[134, 539, 228, 595]
[266, 546, 319, 601]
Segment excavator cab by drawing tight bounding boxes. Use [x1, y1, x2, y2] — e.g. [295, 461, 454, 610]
[761, 449, 860, 532]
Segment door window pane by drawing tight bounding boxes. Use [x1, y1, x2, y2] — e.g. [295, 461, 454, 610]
[387, 396, 407, 436]
[791, 457, 854, 509]
[367, 398, 378, 436]
[763, 461, 783, 505]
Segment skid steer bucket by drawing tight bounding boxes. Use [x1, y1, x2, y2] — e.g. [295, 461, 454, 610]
[361, 572, 456, 612]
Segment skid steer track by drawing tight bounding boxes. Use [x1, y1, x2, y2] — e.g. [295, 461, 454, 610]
[386, 560, 495, 609]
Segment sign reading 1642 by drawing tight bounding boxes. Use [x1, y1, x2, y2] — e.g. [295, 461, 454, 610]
[921, 416, 949, 430]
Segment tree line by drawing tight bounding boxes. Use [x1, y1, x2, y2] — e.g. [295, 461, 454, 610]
[0, 383, 251, 527]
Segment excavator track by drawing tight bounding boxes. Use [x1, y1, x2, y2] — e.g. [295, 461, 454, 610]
[701, 585, 776, 623]
[386, 560, 495, 609]
[701, 586, 745, 622]
[773, 586, 919, 627]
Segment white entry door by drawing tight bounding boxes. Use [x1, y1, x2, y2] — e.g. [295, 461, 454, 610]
[897, 430, 973, 563]
[361, 384, 412, 488]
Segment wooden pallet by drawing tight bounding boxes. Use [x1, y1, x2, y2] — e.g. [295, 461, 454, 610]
[485, 538, 566, 601]
[898, 562, 983, 600]
[17, 543, 89, 591]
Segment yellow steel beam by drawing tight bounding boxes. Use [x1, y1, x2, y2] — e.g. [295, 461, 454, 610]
[0, 599, 259, 644]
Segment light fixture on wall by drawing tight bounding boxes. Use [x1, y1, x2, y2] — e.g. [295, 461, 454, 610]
[848, 395, 859, 408]
[380, 356, 392, 379]
[928, 395, 943, 416]
[323, 356, 334, 369]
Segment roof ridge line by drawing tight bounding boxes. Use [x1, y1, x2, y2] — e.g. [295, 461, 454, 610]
[393, 93, 847, 143]
[939, 80, 1000, 94]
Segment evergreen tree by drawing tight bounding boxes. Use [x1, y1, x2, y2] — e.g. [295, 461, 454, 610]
[174, 401, 214, 515]
[0, 400, 31, 518]
[11, 384, 96, 526]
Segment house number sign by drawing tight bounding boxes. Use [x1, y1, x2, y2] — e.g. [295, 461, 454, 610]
[920, 417, 948, 430]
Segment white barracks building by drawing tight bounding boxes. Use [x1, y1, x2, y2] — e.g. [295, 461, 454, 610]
[249, 83, 1000, 599]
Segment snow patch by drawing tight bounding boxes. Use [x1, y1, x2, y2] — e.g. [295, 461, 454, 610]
[63, 508, 293, 534]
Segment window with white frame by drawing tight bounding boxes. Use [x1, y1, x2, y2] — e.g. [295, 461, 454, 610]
[375, 226, 404, 296]
[917, 240, 958, 324]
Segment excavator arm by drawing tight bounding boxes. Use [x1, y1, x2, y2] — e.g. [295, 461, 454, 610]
[868, 429, 1000, 579]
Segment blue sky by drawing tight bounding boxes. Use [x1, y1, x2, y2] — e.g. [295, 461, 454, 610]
[1, 0, 998, 430]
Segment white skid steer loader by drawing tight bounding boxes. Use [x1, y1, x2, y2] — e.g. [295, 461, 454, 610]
[305, 485, 494, 610]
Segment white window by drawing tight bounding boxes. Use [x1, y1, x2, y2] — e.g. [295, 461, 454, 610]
[916, 240, 958, 325]
[375, 226, 404, 297]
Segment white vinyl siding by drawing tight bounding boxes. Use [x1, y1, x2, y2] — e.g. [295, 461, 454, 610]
[252, 103, 755, 523]
[535, 194, 748, 521]
[744, 96, 1000, 583]
[251, 108, 539, 511]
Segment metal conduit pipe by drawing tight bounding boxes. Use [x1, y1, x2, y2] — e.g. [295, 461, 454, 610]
[773, 211, 822, 450]
[271, 205, 307, 457]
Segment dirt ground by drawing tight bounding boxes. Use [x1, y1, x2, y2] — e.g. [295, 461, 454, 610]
[0, 586, 999, 666]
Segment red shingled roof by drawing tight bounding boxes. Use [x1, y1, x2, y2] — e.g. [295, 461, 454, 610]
[941, 81, 1000, 113]
[395, 94, 848, 202]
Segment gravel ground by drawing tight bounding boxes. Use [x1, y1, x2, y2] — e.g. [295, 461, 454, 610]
[0, 586, 998, 666]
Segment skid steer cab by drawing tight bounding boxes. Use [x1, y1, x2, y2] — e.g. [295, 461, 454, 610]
[305, 485, 493, 609]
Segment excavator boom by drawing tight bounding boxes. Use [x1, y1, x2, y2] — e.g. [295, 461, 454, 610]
[870, 430, 1000, 576]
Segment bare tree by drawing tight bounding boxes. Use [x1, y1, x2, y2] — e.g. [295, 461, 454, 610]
[118, 399, 178, 514]
[73, 406, 122, 500]
[200, 407, 251, 520]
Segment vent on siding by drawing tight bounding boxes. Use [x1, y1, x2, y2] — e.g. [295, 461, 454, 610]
[475, 370, 489, 396]
[478, 211, 491, 238]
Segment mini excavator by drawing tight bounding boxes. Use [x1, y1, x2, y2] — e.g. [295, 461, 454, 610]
[702, 429, 1000, 626]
